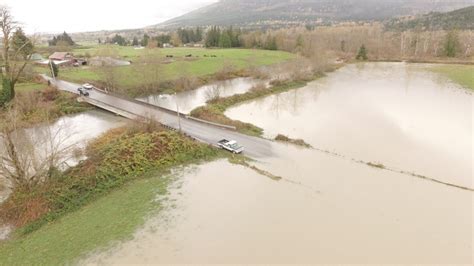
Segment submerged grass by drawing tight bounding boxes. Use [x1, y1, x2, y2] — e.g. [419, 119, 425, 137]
[430, 65, 474, 90]
[274, 134, 312, 148]
[190, 77, 319, 136]
[227, 156, 282, 181]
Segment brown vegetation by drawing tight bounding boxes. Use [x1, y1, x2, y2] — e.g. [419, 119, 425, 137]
[0, 122, 218, 232]
[191, 75, 322, 136]
[240, 24, 474, 61]
[0, 86, 91, 128]
[0, 92, 87, 192]
[274, 134, 312, 148]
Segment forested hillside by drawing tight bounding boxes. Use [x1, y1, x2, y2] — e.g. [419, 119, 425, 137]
[155, 0, 474, 29]
[386, 6, 474, 30]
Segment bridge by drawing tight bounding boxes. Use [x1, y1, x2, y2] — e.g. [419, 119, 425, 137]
[44, 76, 272, 158]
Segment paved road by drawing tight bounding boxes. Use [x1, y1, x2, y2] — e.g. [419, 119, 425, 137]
[44, 76, 273, 158]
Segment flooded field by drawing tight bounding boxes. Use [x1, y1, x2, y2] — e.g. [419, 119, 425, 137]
[227, 63, 473, 189]
[137, 77, 266, 113]
[85, 149, 472, 264]
[84, 63, 473, 264]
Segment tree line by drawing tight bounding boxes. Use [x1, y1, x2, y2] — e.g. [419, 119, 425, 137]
[100, 33, 174, 48]
[237, 24, 473, 60]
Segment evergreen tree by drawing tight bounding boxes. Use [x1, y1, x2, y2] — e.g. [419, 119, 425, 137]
[132, 37, 139, 46]
[48, 31, 75, 46]
[177, 28, 189, 44]
[12, 28, 34, 60]
[356, 45, 368, 60]
[141, 34, 150, 47]
[155, 34, 171, 47]
[444, 30, 459, 57]
[111, 34, 127, 46]
[229, 27, 241, 47]
[50, 61, 59, 78]
[219, 31, 232, 48]
[265, 36, 277, 50]
[0, 77, 14, 107]
[205, 26, 221, 47]
[296, 35, 304, 48]
[195, 27, 203, 42]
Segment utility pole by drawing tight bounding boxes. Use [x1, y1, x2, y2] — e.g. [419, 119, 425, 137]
[49, 59, 56, 81]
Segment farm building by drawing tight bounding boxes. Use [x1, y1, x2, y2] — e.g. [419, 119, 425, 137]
[49, 52, 74, 61]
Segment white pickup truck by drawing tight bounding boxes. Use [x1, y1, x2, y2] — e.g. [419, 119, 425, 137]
[82, 83, 95, 90]
[217, 139, 244, 154]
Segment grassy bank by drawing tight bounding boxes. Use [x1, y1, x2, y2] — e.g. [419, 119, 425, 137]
[0, 125, 220, 265]
[190, 76, 322, 136]
[14, 82, 47, 93]
[0, 174, 169, 265]
[429, 65, 474, 90]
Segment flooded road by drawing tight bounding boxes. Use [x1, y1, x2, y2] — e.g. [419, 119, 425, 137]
[85, 150, 472, 264]
[137, 77, 266, 114]
[84, 63, 472, 264]
[227, 63, 473, 189]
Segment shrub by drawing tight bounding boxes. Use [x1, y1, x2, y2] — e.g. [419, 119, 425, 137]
[41, 86, 59, 101]
[0, 126, 218, 233]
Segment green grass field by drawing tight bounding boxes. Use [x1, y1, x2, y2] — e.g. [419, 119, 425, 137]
[430, 65, 474, 90]
[14, 82, 47, 93]
[54, 46, 294, 93]
[0, 174, 170, 265]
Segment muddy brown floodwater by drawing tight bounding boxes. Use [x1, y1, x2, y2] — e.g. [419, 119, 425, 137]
[84, 63, 473, 264]
[227, 62, 473, 188]
[0, 110, 126, 240]
[137, 77, 267, 114]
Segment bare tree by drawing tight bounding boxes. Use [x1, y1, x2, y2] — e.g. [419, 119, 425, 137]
[138, 50, 163, 94]
[0, 6, 35, 104]
[0, 108, 77, 191]
[204, 85, 221, 102]
[100, 64, 119, 92]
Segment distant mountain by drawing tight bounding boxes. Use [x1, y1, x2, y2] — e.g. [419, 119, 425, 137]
[386, 5, 474, 30]
[154, 0, 474, 29]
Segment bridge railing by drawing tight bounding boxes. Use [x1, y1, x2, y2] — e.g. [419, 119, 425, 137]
[92, 87, 237, 131]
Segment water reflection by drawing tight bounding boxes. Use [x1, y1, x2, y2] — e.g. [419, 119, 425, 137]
[0, 110, 126, 203]
[137, 77, 268, 114]
[84, 151, 473, 264]
[226, 63, 473, 188]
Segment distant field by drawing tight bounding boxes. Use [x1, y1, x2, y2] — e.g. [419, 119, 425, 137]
[430, 65, 474, 90]
[0, 77, 46, 93]
[52, 46, 294, 93]
[15, 82, 47, 92]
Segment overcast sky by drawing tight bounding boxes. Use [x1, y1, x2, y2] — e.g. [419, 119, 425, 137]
[2, 0, 218, 33]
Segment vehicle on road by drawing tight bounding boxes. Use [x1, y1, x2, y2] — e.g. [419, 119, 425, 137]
[217, 139, 244, 154]
[82, 83, 94, 90]
[77, 87, 90, 96]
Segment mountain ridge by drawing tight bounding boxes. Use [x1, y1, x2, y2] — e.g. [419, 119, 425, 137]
[386, 5, 474, 30]
[154, 0, 474, 29]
